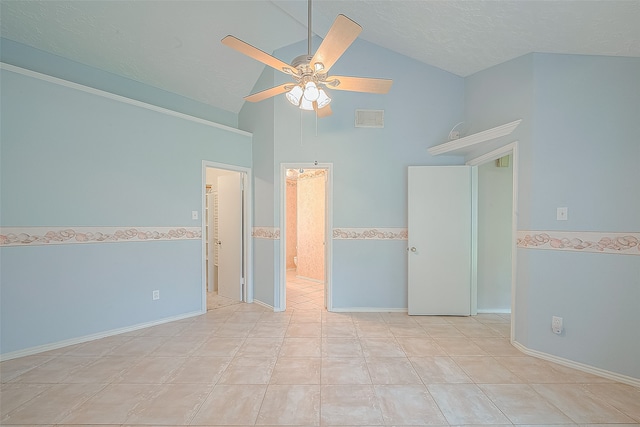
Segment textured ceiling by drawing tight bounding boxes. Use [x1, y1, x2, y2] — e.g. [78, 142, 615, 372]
[2, 0, 639, 115]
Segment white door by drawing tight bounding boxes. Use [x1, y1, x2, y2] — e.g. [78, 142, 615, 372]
[408, 166, 472, 315]
[217, 173, 243, 301]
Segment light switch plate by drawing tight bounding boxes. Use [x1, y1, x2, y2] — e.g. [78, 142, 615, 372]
[557, 207, 568, 221]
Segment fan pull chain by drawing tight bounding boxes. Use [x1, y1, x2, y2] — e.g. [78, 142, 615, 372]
[308, 0, 312, 56]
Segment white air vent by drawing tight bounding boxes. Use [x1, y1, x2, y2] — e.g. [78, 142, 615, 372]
[355, 109, 384, 128]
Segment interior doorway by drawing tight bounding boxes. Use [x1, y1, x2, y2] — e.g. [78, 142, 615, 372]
[467, 142, 518, 341]
[202, 162, 253, 312]
[476, 154, 513, 314]
[279, 163, 333, 312]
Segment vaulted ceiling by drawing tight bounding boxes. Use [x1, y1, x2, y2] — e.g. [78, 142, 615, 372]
[2, 1, 639, 115]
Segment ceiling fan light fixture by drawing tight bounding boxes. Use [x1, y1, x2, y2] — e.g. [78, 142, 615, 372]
[223, 2, 391, 118]
[299, 96, 315, 111]
[303, 81, 320, 102]
[317, 89, 331, 109]
[286, 85, 303, 106]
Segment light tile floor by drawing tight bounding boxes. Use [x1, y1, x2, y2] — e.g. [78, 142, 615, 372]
[1, 276, 639, 426]
[286, 270, 326, 310]
[208, 291, 242, 311]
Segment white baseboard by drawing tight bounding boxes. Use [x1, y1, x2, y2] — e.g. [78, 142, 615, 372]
[295, 275, 324, 283]
[331, 307, 408, 313]
[252, 299, 274, 311]
[477, 308, 511, 314]
[0, 310, 204, 362]
[512, 341, 640, 388]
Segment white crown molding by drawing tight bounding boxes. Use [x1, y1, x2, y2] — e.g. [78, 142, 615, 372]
[0, 63, 251, 137]
[428, 119, 522, 156]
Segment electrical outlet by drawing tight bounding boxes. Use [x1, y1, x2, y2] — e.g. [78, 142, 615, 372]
[552, 316, 563, 334]
[192, 210, 199, 220]
[152, 290, 160, 300]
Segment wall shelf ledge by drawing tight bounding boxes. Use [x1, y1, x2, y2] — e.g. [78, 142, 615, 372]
[428, 119, 522, 156]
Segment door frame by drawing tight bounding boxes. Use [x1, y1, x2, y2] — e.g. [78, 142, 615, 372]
[278, 163, 333, 312]
[467, 141, 518, 342]
[201, 161, 253, 312]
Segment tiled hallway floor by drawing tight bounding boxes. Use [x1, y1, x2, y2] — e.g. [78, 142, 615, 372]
[286, 270, 326, 310]
[1, 291, 639, 426]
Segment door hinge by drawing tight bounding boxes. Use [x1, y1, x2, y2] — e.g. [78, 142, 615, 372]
[240, 174, 245, 190]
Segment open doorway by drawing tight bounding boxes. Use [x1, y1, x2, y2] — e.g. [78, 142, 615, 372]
[202, 162, 253, 312]
[476, 154, 513, 314]
[467, 142, 518, 341]
[279, 163, 333, 312]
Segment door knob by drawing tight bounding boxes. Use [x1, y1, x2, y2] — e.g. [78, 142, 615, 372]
[410, 247, 417, 252]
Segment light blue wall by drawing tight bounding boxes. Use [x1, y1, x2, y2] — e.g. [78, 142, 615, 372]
[269, 38, 465, 309]
[466, 53, 640, 379]
[1, 242, 200, 352]
[0, 63, 252, 355]
[531, 54, 639, 231]
[239, 67, 277, 307]
[526, 54, 640, 378]
[1, 38, 238, 128]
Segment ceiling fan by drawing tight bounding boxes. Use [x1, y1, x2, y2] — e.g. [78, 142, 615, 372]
[221, 0, 392, 117]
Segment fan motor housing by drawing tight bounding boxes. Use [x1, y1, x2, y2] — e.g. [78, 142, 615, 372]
[291, 54, 313, 69]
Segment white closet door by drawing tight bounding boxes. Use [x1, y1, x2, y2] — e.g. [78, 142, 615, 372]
[408, 166, 471, 315]
[217, 174, 242, 301]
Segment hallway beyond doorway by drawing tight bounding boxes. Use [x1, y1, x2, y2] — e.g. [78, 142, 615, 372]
[286, 270, 325, 310]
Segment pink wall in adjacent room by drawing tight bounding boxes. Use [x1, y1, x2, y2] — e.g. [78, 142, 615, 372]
[286, 179, 297, 270]
[296, 171, 325, 282]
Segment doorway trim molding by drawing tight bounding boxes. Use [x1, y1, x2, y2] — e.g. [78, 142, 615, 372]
[278, 163, 333, 312]
[201, 161, 253, 313]
[467, 141, 519, 343]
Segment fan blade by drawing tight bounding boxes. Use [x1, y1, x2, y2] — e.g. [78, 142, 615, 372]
[324, 75, 393, 94]
[222, 35, 295, 75]
[313, 102, 333, 118]
[310, 14, 361, 74]
[245, 83, 292, 103]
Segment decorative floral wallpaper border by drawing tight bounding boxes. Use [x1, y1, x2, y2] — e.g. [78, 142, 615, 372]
[252, 227, 280, 239]
[333, 228, 408, 240]
[0, 227, 202, 247]
[252, 227, 408, 240]
[298, 169, 326, 180]
[517, 231, 639, 255]
[286, 169, 326, 181]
